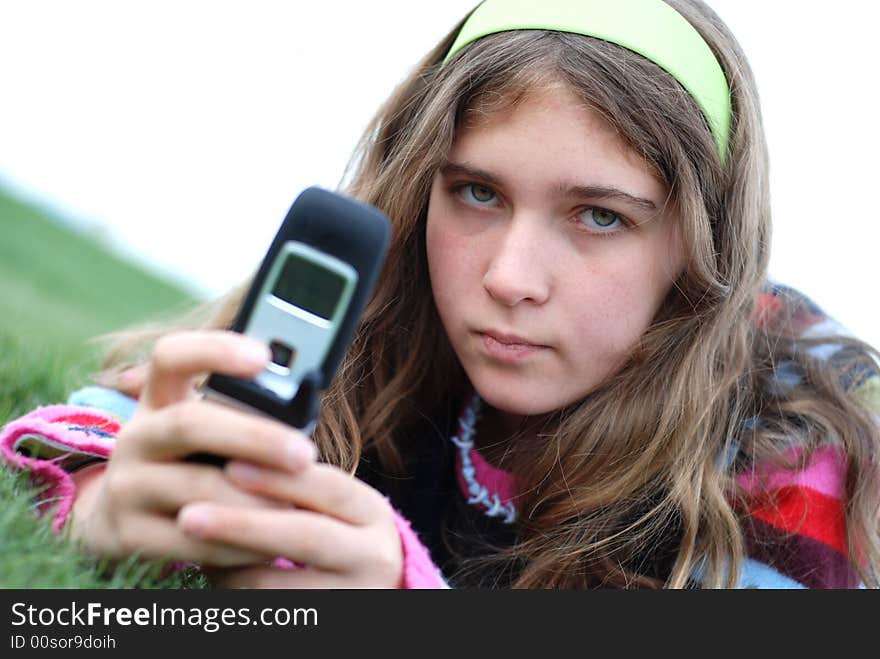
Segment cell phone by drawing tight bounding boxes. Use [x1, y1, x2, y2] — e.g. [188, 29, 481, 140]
[196, 186, 391, 454]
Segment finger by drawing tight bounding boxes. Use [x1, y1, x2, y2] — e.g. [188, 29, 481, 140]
[178, 504, 364, 571]
[140, 330, 270, 410]
[124, 399, 316, 468]
[225, 461, 388, 526]
[110, 462, 289, 514]
[111, 512, 267, 566]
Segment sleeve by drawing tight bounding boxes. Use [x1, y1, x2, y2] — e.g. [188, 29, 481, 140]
[391, 508, 450, 589]
[0, 401, 122, 532]
[0, 386, 134, 531]
[738, 283, 877, 588]
[1, 387, 449, 588]
[735, 445, 862, 589]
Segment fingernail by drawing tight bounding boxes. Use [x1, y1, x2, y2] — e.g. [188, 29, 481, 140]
[179, 505, 212, 536]
[241, 340, 271, 367]
[286, 439, 317, 470]
[227, 461, 261, 483]
[120, 369, 139, 384]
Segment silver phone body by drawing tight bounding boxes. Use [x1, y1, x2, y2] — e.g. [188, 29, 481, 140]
[244, 240, 358, 402]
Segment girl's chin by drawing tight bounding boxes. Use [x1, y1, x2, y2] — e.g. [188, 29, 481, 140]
[471, 381, 571, 418]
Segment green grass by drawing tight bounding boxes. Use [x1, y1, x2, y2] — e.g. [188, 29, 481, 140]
[0, 184, 207, 588]
[0, 469, 206, 588]
[0, 188, 199, 422]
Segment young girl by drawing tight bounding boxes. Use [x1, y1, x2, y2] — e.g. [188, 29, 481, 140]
[3, 0, 879, 588]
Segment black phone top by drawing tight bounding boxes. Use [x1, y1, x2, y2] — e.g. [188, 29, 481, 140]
[204, 186, 391, 430]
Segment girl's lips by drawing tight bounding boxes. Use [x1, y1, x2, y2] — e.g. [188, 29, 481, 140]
[478, 331, 547, 361]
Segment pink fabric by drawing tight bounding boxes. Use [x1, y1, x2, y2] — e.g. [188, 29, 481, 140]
[0, 405, 116, 531]
[392, 506, 447, 589]
[456, 447, 517, 506]
[735, 445, 846, 501]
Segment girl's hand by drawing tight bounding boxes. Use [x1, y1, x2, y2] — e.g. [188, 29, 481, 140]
[179, 460, 403, 589]
[72, 330, 317, 566]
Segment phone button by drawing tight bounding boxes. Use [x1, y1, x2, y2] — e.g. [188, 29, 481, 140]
[268, 340, 296, 370]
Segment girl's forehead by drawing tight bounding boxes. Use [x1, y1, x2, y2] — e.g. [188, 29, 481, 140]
[452, 85, 661, 189]
[460, 77, 578, 127]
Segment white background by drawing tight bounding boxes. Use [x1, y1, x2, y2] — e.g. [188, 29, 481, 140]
[1, 1, 878, 346]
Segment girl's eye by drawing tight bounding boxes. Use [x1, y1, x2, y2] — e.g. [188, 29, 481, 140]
[578, 207, 625, 232]
[459, 184, 497, 205]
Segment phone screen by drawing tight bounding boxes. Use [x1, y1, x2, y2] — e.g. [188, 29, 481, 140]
[271, 253, 348, 321]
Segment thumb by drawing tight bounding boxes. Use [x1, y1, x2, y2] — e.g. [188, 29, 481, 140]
[139, 330, 270, 411]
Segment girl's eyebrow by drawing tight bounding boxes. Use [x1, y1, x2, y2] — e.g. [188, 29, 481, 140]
[439, 162, 505, 187]
[557, 183, 658, 212]
[439, 161, 658, 212]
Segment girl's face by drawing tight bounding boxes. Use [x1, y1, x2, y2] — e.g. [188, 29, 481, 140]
[426, 84, 686, 419]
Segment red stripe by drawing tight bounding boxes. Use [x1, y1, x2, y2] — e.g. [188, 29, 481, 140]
[747, 485, 848, 556]
[56, 413, 120, 435]
[752, 292, 784, 329]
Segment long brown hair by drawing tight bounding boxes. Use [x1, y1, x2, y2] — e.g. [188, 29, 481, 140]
[97, 0, 880, 588]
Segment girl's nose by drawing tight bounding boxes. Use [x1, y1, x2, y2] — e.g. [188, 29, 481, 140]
[482, 218, 552, 307]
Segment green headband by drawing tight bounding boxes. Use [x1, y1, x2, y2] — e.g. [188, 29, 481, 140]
[444, 0, 732, 163]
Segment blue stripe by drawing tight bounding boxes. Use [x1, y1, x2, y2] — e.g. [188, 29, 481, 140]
[67, 386, 138, 422]
[736, 559, 806, 589]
